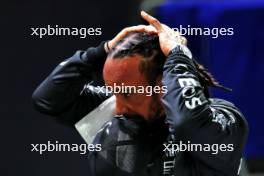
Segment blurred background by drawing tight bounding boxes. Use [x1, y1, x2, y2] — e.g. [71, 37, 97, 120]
[1, 0, 263, 175]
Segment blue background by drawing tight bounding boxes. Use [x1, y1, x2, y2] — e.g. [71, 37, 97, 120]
[157, 0, 264, 158]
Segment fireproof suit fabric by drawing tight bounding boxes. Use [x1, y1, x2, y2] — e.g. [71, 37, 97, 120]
[161, 49, 248, 176]
[32, 42, 248, 176]
[32, 41, 167, 175]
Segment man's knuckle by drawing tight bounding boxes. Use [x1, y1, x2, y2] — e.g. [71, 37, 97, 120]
[152, 18, 159, 25]
[123, 28, 129, 33]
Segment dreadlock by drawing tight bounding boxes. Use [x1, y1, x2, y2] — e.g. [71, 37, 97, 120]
[108, 32, 230, 97]
[193, 59, 232, 98]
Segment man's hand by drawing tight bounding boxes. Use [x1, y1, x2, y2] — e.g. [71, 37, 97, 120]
[105, 25, 157, 53]
[141, 11, 187, 56]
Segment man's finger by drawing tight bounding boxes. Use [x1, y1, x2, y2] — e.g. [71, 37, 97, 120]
[126, 25, 157, 34]
[121, 25, 157, 36]
[143, 25, 158, 34]
[115, 25, 156, 41]
[141, 11, 162, 31]
[109, 25, 157, 49]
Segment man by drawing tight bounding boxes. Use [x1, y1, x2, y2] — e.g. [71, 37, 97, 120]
[32, 11, 248, 176]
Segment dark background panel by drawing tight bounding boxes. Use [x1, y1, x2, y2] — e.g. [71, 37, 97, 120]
[1, 1, 141, 175]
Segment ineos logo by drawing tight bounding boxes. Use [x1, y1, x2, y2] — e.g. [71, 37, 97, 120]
[178, 77, 204, 109]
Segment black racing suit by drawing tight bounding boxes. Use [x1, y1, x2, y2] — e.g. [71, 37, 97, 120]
[32, 41, 248, 176]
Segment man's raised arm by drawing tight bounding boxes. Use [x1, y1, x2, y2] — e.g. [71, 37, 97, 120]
[32, 42, 109, 125]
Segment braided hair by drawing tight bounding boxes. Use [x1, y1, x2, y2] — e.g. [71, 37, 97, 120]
[109, 32, 166, 86]
[108, 32, 230, 97]
[193, 59, 232, 98]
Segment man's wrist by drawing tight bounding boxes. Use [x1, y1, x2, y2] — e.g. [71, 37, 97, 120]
[81, 41, 108, 64]
[168, 44, 193, 59]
